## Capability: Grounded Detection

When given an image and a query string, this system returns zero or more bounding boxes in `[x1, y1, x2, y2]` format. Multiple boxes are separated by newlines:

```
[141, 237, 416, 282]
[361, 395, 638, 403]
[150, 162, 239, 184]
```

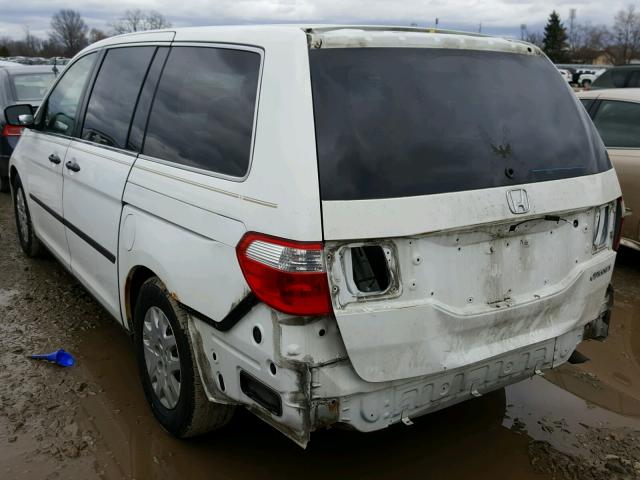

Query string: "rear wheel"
[133, 277, 234, 437]
[13, 176, 41, 257]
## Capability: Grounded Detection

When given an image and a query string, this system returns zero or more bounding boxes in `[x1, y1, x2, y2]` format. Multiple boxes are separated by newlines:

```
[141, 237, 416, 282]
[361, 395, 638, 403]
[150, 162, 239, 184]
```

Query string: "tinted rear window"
[11, 72, 55, 101]
[310, 48, 610, 201]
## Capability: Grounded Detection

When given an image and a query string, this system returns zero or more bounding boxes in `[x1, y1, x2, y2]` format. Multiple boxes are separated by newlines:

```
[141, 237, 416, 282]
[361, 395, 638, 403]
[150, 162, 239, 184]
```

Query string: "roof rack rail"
[304, 25, 491, 39]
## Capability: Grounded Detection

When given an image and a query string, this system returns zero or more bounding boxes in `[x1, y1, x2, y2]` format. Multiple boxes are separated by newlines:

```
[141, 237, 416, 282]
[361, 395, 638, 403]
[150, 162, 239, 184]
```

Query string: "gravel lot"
[1, 191, 640, 480]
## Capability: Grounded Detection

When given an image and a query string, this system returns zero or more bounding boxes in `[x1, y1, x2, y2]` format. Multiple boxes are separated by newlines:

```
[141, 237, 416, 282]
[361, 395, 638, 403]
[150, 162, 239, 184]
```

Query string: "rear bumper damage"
[310, 325, 586, 433]
[189, 282, 613, 447]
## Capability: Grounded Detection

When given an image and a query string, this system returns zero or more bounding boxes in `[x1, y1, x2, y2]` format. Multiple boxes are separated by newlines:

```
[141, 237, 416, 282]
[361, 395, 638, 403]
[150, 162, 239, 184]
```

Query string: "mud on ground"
[1, 191, 640, 479]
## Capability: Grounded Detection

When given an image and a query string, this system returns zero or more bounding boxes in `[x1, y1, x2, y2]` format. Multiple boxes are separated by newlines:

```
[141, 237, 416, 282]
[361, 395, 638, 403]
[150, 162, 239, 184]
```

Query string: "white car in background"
[578, 68, 607, 88]
[4, 25, 622, 447]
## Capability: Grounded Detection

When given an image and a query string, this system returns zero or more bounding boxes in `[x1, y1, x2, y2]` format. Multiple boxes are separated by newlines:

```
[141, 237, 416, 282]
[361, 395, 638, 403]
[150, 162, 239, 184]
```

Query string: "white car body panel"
[322, 169, 620, 240]
[63, 140, 134, 319]
[17, 130, 71, 265]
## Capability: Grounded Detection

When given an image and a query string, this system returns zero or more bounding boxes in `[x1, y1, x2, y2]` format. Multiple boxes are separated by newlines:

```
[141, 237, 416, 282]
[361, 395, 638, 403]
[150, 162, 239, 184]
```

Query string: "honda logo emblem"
[506, 189, 530, 214]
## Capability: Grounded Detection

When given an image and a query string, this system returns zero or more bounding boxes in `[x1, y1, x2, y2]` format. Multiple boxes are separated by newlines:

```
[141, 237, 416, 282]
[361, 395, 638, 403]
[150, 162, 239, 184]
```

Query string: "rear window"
[310, 48, 610, 201]
[11, 72, 55, 101]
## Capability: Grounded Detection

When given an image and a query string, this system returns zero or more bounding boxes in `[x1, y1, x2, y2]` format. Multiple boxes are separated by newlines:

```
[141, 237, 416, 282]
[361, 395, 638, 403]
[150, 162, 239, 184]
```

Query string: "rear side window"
[11, 73, 55, 101]
[592, 100, 640, 148]
[43, 53, 96, 135]
[310, 48, 610, 201]
[143, 46, 261, 177]
[593, 69, 631, 89]
[82, 47, 155, 149]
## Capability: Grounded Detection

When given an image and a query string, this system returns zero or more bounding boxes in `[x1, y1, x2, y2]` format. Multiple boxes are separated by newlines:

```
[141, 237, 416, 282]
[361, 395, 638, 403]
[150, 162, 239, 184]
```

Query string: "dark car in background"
[592, 65, 640, 90]
[0, 65, 56, 192]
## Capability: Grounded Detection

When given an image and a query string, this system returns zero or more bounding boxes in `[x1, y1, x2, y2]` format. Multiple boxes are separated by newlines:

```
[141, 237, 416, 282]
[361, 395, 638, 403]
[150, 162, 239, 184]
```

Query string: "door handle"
[48, 154, 61, 164]
[65, 160, 81, 172]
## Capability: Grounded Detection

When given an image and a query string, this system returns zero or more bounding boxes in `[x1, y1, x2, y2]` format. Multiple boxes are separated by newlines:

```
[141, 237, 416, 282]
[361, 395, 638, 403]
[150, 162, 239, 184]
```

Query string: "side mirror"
[4, 104, 35, 127]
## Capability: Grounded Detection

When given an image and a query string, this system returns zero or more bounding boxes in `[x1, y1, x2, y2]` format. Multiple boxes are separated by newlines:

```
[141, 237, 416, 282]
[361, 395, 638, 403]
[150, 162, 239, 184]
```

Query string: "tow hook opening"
[351, 246, 391, 294]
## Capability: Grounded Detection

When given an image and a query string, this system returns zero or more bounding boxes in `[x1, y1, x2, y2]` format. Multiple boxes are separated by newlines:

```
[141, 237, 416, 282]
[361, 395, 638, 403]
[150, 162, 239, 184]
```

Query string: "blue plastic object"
[29, 349, 75, 367]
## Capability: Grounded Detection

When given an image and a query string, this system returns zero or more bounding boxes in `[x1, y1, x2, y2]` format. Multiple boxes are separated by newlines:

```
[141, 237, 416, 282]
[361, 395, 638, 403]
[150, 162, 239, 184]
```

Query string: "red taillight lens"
[1, 124, 23, 137]
[613, 197, 624, 252]
[236, 232, 332, 316]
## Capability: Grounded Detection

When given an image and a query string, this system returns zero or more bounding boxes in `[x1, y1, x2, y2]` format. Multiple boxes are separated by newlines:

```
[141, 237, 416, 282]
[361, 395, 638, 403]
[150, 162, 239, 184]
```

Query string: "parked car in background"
[557, 67, 572, 83]
[5, 26, 622, 447]
[0, 65, 56, 192]
[578, 88, 640, 250]
[592, 65, 640, 89]
[577, 68, 606, 88]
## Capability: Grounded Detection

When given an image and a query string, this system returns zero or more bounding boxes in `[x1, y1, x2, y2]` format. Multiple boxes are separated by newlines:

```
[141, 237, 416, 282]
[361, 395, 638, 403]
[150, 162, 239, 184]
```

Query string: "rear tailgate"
[323, 173, 619, 382]
[309, 34, 620, 383]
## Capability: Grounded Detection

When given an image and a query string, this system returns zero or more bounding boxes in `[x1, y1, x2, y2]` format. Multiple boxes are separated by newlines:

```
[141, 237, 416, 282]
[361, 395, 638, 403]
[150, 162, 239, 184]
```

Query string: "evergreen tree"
[543, 11, 569, 62]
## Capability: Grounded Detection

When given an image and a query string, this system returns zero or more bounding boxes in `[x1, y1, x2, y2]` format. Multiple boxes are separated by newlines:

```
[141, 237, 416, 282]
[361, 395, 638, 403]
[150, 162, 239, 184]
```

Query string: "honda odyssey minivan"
[4, 26, 622, 447]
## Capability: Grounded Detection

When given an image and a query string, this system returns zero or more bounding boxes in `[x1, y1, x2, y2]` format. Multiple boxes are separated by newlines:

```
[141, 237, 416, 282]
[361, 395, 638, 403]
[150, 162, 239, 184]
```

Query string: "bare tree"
[89, 28, 109, 44]
[21, 27, 42, 56]
[49, 9, 88, 56]
[607, 5, 640, 64]
[572, 23, 611, 63]
[111, 10, 172, 35]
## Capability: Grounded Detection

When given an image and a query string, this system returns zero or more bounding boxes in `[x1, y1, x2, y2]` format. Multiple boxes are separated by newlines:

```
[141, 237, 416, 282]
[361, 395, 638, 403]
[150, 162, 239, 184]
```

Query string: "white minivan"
[5, 26, 622, 447]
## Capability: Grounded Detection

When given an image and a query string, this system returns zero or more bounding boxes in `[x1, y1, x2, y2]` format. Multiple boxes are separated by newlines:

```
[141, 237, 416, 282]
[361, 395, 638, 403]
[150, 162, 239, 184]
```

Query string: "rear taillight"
[236, 232, 332, 316]
[613, 197, 624, 252]
[1, 124, 23, 137]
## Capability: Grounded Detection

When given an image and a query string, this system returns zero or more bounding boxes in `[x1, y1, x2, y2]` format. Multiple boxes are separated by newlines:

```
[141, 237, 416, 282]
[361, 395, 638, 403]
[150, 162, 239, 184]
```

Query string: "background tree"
[111, 10, 172, 34]
[606, 5, 640, 64]
[543, 11, 569, 62]
[572, 23, 610, 63]
[21, 28, 42, 57]
[49, 9, 88, 56]
[89, 28, 109, 44]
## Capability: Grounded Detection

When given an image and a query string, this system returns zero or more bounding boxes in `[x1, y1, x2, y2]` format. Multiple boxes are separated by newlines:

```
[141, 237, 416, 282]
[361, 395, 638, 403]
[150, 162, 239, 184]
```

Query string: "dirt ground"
[1, 191, 640, 480]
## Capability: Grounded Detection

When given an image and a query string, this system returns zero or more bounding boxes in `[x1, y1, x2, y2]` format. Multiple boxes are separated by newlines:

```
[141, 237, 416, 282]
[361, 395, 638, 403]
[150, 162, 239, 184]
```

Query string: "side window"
[43, 53, 96, 135]
[580, 99, 594, 113]
[627, 70, 640, 88]
[593, 100, 640, 148]
[82, 47, 155, 149]
[143, 46, 261, 177]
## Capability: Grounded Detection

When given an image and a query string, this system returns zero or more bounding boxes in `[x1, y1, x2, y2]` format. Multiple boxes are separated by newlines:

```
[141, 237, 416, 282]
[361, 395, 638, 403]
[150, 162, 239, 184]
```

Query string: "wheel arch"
[9, 165, 19, 190]
[124, 265, 158, 333]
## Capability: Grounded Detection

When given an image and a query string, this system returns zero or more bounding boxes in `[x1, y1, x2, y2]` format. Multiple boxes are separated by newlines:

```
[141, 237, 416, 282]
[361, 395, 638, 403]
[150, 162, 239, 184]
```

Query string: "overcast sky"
[0, 0, 633, 40]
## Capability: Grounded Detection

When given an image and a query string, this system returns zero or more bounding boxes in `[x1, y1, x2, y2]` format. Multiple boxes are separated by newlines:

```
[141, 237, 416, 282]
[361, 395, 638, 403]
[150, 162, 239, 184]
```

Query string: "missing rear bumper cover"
[240, 370, 282, 416]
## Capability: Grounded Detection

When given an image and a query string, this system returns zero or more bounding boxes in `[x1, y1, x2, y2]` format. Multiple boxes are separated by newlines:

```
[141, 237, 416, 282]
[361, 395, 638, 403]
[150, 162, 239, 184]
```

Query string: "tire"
[0, 176, 9, 193]
[133, 277, 234, 437]
[13, 176, 41, 257]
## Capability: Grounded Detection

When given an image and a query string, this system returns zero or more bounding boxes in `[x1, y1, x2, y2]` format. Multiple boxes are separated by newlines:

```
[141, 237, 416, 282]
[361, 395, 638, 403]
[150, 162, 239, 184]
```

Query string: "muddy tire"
[13, 176, 41, 257]
[133, 277, 234, 437]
